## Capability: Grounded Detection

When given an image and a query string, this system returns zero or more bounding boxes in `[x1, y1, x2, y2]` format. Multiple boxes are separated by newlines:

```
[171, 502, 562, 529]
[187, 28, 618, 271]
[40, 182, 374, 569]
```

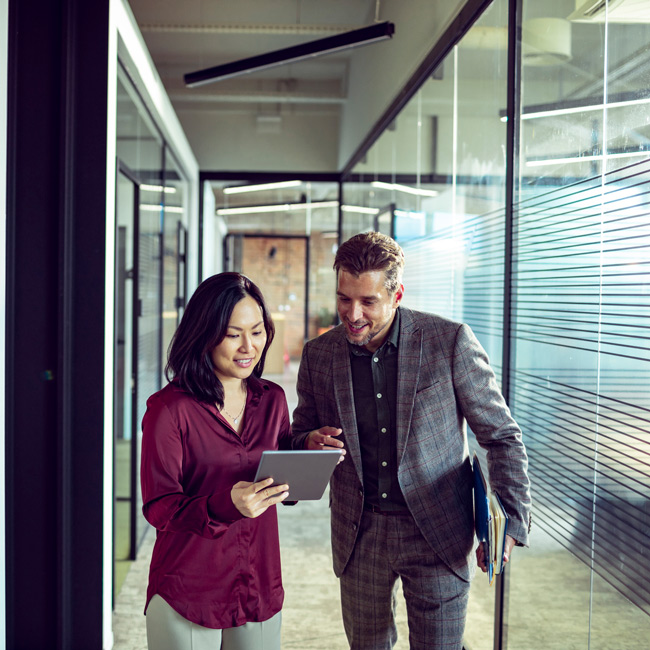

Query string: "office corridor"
[111, 366, 649, 650]
[111, 364, 410, 649]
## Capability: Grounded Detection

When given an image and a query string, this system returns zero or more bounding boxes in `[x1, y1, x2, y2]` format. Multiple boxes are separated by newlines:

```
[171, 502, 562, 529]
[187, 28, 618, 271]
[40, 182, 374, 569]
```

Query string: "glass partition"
[162, 149, 187, 360]
[508, 2, 650, 648]
[344, 2, 509, 645]
[114, 68, 190, 601]
[341, 0, 650, 647]
[211, 180, 340, 362]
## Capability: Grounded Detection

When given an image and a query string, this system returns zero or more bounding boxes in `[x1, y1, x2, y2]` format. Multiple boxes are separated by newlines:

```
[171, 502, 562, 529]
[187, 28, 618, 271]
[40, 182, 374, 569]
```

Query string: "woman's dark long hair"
[165, 272, 275, 407]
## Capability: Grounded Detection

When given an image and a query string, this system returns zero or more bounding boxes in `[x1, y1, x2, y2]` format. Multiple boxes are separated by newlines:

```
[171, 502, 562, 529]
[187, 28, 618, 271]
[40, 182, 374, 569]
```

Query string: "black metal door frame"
[114, 161, 141, 574]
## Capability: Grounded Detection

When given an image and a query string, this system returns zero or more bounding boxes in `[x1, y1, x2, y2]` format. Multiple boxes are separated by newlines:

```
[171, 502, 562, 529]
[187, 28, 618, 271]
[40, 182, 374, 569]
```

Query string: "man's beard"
[345, 317, 391, 348]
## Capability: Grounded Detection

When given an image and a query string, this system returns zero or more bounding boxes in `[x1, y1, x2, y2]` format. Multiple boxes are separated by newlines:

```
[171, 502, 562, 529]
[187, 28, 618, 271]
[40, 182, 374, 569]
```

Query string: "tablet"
[253, 450, 342, 501]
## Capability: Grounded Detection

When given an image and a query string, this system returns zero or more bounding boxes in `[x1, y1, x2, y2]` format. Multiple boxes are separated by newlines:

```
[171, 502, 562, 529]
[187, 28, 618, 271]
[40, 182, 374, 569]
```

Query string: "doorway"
[113, 167, 139, 602]
[224, 234, 309, 369]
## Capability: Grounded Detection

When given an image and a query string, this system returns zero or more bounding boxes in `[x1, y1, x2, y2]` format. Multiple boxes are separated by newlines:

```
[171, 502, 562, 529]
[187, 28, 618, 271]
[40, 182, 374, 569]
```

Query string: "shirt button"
[382, 493, 388, 499]
[381, 427, 387, 433]
[382, 461, 388, 467]
[377, 393, 382, 399]
[373, 357, 379, 363]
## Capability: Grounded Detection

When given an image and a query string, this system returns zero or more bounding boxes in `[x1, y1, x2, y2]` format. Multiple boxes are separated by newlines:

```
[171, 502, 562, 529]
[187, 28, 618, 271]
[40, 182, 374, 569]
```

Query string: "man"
[291, 232, 531, 650]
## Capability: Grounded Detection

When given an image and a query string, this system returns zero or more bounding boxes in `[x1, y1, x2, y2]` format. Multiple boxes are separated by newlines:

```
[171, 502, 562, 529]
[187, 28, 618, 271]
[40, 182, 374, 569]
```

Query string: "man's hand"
[476, 534, 516, 572]
[306, 426, 346, 461]
[231, 477, 289, 518]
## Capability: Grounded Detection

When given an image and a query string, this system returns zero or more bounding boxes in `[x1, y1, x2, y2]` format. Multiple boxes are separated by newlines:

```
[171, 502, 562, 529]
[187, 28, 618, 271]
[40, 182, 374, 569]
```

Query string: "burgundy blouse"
[140, 376, 292, 629]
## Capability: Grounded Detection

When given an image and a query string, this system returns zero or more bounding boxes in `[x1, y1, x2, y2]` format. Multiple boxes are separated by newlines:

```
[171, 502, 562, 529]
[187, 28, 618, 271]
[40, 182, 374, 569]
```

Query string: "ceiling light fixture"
[395, 209, 425, 219]
[525, 150, 650, 167]
[185, 21, 395, 87]
[341, 205, 380, 215]
[217, 201, 339, 216]
[140, 184, 177, 194]
[500, 95, 650, 122]
[140, 204, 184, 213]
[216, 201, 379, 216]
[222, 180, 302, 195]
[371, 181, 438, 197]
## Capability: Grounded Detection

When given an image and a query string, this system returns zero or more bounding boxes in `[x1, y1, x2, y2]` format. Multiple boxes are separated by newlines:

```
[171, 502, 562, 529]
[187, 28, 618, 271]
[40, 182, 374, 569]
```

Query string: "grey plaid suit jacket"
[291, 307, 531, 581]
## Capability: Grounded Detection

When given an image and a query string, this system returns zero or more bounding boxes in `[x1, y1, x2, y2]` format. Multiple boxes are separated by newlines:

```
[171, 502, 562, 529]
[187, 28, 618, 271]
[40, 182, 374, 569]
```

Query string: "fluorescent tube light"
[217, 200, 339, 216]
[140, 204, 184, 213]
[371, 181, 438, 197]
[500, 95, 650, 122]
[395, 209, 425, 219]
[140, 184, 177, 194]
[223, 180, 302, 195]
[216, 200, 377, 216]
[521, 96, 650, 120]
[341, 205, 380, 215]
[525, 150, 650, 167]
[185, 21, 395, 87]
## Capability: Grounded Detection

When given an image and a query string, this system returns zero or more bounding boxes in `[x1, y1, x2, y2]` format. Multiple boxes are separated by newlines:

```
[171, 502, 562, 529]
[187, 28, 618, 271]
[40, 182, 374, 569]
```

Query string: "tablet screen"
[253, 450, 342, 501]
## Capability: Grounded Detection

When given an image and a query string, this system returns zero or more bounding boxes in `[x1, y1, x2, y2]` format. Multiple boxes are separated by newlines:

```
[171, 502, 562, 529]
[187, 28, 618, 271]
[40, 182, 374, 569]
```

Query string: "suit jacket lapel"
[331, 329, 364, 483]
[396, 309, 422, 465]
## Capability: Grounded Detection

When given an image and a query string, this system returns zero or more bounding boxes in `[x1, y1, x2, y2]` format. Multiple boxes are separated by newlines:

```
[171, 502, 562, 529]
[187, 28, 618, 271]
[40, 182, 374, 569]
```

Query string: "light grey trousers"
[146, 594, 282, 650]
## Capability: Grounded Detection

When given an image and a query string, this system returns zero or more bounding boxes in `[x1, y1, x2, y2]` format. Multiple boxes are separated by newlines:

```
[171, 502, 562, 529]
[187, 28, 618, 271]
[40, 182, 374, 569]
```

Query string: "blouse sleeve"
[275, 388, 294, 451]
[140, 394, 244, 539]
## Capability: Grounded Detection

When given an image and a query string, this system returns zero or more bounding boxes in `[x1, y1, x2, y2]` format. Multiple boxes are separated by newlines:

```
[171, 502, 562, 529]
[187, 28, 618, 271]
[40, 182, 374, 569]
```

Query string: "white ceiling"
[128, 0, 379, 109]
[126, 0, 650, 174]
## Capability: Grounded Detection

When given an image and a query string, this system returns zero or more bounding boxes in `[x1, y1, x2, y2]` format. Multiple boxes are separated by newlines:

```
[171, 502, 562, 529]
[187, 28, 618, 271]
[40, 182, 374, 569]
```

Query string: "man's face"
[336, 269, 403, 352]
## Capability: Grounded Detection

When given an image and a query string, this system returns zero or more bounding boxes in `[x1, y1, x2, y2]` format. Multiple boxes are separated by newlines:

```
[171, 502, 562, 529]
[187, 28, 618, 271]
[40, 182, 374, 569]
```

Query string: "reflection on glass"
[162, 149, 187, 366]
[116, 69, 165, 575]
[344, 1, 509, 646]
[509, 1, 650, 648]
[213, 181, 339, 347]
[114, 172, 136, 602]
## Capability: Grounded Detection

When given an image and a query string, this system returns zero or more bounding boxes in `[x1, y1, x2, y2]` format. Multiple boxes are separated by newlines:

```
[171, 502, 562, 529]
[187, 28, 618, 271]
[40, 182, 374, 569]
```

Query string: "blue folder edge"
[472, 452, 493, 583]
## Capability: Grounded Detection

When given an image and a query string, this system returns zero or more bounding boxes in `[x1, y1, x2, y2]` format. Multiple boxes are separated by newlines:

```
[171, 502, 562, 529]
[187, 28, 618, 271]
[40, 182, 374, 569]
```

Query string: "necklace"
[222, 401, 245, 425]
[221, 382, 247, 425]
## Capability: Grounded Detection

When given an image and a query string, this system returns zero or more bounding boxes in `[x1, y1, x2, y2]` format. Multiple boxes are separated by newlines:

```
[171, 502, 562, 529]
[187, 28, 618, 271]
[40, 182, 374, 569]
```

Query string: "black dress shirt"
[348, 309, 408, 511]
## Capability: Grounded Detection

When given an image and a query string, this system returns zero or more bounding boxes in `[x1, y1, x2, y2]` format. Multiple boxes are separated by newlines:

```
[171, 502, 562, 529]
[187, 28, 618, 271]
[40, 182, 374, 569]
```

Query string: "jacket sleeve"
[452, 323, 532, 546]
[290, 342, 319, 449]
[140, 395, 244, 539]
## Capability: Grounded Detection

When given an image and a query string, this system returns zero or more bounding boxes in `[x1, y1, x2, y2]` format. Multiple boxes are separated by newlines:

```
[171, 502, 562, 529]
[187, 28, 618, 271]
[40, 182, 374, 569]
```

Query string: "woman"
[141, 272, 291, 650]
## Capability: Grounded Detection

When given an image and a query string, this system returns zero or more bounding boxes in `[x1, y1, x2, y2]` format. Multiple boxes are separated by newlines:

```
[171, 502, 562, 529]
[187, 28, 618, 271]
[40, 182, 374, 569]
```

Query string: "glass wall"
[162, 149, 188, 356]
[342, 0, 650, 648]
[345, 3, 508, 647]
[209, 180, 340, 366]
[113, 67, 190, 601]
[508, 2, 650, 648]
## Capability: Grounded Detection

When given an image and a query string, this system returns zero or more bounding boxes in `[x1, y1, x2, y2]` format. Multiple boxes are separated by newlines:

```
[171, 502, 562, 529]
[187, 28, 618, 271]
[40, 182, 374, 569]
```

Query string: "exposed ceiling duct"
[460, 20, 572, 67]
[568, 0, 650, 23]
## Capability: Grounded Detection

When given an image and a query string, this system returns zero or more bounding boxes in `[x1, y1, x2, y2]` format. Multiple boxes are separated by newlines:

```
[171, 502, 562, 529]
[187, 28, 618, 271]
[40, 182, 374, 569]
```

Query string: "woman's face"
[210, 295, 268, 383]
